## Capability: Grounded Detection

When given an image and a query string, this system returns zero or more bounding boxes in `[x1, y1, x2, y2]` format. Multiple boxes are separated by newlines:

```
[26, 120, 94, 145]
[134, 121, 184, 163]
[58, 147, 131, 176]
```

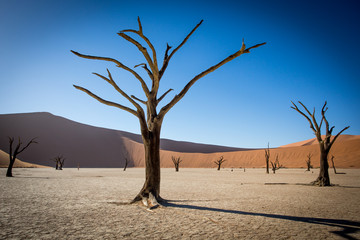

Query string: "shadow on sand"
[163, 201, 360, 240]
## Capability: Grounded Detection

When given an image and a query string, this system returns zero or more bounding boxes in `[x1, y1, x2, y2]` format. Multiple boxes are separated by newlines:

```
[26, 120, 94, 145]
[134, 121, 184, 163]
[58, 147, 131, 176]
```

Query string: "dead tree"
[124, 157, 129, 171]
[305, 153, 313, 171]
[214, 156, 226, 170]
[171, 156, 182, 172]
[52, 155, 65, 170]
[291, 101, 349, 186]
[330, 155, 337, 174]
[72, 17, 265, 206]
[270, 154, 283, 174]
[265, 143, 270, 174]
[6, 137, 37, 177]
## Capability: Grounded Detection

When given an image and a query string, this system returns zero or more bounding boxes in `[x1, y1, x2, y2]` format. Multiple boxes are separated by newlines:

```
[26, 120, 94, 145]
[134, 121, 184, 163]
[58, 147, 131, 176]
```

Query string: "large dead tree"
[214, 156, 226, 171]
[291, 101, 349, 186]
[72, 17, 265, 206]
[6, 137, 37, 177]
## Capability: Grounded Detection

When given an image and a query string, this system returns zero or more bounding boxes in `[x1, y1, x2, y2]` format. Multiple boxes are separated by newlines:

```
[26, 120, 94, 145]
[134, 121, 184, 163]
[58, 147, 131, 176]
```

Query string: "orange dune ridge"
[124, 135, 360, 169]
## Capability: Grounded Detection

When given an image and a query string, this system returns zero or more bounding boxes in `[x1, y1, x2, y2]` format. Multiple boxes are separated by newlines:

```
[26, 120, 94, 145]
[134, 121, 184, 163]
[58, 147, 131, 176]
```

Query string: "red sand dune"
[0, 112, 359, 168]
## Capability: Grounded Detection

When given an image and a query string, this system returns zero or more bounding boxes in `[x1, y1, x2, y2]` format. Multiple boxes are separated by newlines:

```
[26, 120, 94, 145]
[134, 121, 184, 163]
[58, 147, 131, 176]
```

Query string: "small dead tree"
[305, 153, 313, 171]
[6, 137, 37, 177]
[124, 157, 129, 171]
[265, 143, 270, 174]
[214, 156, 226, 171]
[52, 155, 65, 170]
[171, 156, 182, 172]
[270, 154, 283, 174]
[330, 155, 337, 174]
[291, 101, 349, 186]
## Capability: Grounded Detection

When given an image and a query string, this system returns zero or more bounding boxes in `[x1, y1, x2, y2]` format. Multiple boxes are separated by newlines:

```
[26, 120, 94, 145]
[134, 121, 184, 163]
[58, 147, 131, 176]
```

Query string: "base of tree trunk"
[311, 176, 331, 186]
[6, 174, 13, 177]
[131, 192, 164, 209]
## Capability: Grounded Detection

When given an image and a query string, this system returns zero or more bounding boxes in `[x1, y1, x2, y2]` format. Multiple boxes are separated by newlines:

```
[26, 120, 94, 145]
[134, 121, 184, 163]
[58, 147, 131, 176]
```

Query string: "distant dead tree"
[265, 143, 270, 174]
[305, 153, 313, 171]
[6, 137, 37, 177]
[72, 17, 265, 206]
[124, 157, 129, 171]
[214, 156, 226, 170]
[52, 155, 65, 170]
[291, 101, 349, 186]
[270, 154, 283, 174]
[330, 155, 337, 174]
[171, 156, 182, 172]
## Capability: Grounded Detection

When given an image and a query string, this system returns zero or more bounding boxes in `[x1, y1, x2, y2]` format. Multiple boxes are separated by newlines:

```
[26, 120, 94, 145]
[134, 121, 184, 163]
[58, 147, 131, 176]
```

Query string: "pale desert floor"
[1, 168, 360, 240]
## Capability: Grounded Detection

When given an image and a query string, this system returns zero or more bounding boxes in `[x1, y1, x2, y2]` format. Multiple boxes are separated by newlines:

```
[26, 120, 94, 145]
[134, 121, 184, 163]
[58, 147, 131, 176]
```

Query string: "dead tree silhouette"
[265, 143, 270, 174]
[306, 153, 313, 171]
[214, 156, 226, 171]
[72, 17, 265, 207]
[291, 101, 349, 186]
[6, 137, 37, 177]
[52, 155, 65, 170]
[270, 154, 283, 174]
[171, 156, 182, 172]
[330, 155, 337, 174]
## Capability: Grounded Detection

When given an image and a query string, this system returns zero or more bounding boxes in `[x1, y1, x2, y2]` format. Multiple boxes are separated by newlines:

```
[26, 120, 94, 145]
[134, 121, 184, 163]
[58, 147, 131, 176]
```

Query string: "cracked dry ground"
[1, 168, 359, 239]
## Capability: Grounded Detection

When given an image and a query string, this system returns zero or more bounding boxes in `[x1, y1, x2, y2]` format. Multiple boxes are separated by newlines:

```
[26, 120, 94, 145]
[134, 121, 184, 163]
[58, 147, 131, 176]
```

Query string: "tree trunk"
[132, 124, 162, 206]
[313, 150, 330, 186]
[6, 158, 15, 177]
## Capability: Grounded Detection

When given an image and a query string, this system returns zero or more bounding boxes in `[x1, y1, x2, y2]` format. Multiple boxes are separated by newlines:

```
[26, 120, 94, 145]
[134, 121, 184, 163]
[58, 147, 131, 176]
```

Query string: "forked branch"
[92, 69, 144, 113]
[71, 50, 150, 96]
[160, 41, 266, 118]
[121, 17, 158, 73]
[159, 20, 204, 80]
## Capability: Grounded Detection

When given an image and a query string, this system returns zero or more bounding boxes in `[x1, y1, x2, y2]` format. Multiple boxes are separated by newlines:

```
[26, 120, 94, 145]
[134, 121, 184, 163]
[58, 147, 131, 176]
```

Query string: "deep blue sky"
[1, 0, 359, 148]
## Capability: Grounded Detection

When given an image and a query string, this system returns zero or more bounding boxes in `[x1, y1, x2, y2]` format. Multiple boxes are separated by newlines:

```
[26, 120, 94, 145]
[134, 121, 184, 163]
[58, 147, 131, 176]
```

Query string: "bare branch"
[73, 85, 138, 117]
[131, 95, 147, 105]
[159, 20, 204, 80]
[329, 126, 350, 149]
[92, 70, 144, 114]
[18, 137, 38, 154]
[157, 89, 173, 104]
[71, 50, 150, 97]
[134, 63, 154, 82]
[121, 17, 159, 74]
[159, 41, 266, 118]
[117, 32, 157, 79]
[291, 101, 317, 134]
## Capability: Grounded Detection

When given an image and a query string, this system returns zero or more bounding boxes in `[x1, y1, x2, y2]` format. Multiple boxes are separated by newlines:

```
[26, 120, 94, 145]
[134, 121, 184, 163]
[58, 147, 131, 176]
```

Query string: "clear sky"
[1, 0, 359, 148]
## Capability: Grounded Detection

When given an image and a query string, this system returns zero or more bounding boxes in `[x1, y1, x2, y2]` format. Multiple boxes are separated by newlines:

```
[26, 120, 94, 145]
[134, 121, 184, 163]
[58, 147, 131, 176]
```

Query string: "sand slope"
[0, 149, 48, 168]
[0, 112, 359, 168]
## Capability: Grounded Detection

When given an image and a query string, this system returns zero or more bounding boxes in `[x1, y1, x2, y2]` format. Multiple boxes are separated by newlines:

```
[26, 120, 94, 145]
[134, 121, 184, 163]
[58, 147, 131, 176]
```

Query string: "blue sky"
[1, 0, 359, 148]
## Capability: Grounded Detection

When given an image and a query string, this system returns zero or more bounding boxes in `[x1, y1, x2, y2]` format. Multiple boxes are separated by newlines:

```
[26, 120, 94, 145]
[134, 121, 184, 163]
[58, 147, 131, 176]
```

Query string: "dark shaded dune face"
[0, 112, 359, 168]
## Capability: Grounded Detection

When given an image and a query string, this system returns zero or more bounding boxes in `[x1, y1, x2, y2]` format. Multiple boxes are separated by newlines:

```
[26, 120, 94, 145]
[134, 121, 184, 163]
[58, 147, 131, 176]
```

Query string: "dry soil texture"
[1, 168, 360, 239]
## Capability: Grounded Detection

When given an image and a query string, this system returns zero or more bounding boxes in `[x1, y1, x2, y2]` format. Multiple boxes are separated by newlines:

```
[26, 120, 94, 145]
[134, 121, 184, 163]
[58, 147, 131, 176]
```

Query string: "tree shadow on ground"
[163, 201, 360, 240]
